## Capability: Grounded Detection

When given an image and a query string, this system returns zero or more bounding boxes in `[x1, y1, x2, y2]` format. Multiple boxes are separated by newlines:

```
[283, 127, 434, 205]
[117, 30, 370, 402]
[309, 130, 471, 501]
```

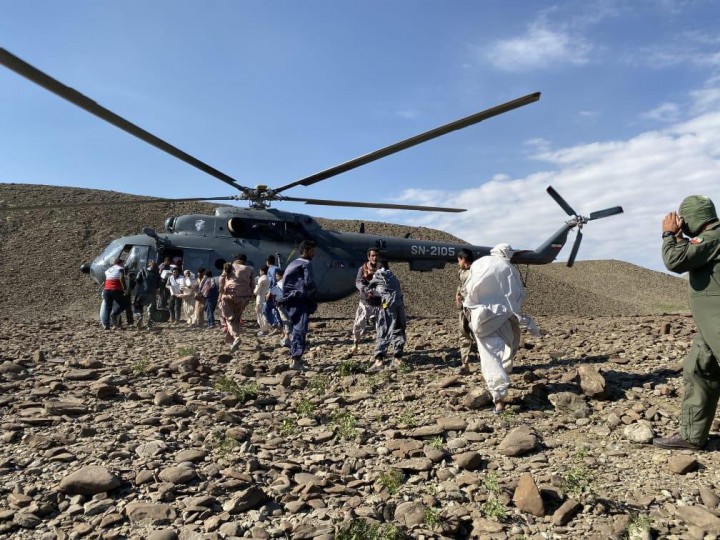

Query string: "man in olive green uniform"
[654, 195, 720, 451]
[456, 248, 476, 374]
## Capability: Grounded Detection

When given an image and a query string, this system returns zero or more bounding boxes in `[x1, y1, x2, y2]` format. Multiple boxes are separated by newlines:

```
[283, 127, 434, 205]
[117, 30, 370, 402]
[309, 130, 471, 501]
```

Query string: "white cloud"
[484, 24, 592, 71]
[391, 110, 720, 272]
[641, 102, 681, 123]
[395, 109, 420, 120]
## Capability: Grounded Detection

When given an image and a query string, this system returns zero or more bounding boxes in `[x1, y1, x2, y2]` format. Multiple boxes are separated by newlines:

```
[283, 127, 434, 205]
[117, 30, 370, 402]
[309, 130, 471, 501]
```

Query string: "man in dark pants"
[281, 240, 318, 371]
[102, 258, 129, 330]
[455, 248, 476, 374]
[654, 195, 720, 450]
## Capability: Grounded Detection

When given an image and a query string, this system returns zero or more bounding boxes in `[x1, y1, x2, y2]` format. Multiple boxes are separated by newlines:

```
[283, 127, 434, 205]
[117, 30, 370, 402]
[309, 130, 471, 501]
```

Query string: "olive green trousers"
[681, 335, 720, 446]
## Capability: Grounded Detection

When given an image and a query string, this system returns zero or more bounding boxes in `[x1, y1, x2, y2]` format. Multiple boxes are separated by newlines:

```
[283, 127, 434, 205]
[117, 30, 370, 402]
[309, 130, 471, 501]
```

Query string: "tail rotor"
[546, 186, 623, 267]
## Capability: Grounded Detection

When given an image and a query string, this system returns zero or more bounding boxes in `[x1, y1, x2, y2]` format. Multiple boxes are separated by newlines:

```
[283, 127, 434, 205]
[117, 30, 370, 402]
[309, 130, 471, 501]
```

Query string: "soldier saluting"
[655, 195, 720, 450]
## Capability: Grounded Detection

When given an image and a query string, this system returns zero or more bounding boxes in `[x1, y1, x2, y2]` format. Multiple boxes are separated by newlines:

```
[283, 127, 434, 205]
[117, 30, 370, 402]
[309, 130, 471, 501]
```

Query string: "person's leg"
[372, 309, 390, 363]
[100, 293, 111, 329]
[476, 333, 511, 408]
[680, 335, 720, 447]
[391, 306, 407, 359]
[459, 311, 474, 373]
[351, 303, 368, 353]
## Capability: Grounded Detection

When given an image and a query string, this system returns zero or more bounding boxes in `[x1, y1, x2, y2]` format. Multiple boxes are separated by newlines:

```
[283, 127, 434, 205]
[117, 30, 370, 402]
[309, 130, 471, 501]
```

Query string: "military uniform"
[662, 195, 720, 448]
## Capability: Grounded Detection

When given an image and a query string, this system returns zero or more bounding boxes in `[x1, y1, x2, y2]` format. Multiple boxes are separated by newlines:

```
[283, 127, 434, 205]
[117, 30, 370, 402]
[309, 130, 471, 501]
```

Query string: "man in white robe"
[463, 243, 539, 413]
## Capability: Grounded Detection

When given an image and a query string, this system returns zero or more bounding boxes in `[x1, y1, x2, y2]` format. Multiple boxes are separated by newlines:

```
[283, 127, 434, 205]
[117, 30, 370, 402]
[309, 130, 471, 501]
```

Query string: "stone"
[125, 503, 177, 524]
[513, 472, 545, 517]
[158, 466, 196, 484]
[394, 501, 427, 528]
[699, 486, 720, 509]
[552, 499, 582, 525]
[675, 505, 720, 533]
[623, 422, 654, 444]
[668, 454, 698, 474]
[59, 466, 122, 495]
[577, 365, 609, 399]
[222, 486, 267, 513]
[395, 458, 433, 471]
[453, 451, 483, 470]
[498, 425, 537, 456]
[548, 392, 591, 418]
[147, 529, 178, 540]
[462, 388, 493, 409]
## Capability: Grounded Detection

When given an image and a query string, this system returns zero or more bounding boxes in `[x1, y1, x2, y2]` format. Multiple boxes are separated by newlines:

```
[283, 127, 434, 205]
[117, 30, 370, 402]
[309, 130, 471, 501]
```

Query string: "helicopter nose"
[80, 263, 91, 274]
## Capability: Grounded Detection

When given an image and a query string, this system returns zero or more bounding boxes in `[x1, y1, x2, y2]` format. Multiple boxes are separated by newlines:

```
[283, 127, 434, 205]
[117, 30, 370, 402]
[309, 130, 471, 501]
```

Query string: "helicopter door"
[182, 249, 212, 274]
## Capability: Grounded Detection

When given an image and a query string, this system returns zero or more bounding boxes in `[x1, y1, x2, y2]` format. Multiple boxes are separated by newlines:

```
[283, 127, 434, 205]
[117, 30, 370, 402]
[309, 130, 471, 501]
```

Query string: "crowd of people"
[98, 194, 720, 450]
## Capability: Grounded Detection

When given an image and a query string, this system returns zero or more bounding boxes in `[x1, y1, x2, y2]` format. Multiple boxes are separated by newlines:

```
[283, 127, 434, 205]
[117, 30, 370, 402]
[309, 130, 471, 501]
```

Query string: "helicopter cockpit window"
[228, 218, 286, 240]
[96, 241, 123, 268]
[123, 245, 150, 273]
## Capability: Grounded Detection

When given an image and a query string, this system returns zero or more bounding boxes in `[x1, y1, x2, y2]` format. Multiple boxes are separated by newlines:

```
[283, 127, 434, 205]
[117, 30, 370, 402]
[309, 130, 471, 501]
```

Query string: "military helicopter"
[0, 48, 623, 302]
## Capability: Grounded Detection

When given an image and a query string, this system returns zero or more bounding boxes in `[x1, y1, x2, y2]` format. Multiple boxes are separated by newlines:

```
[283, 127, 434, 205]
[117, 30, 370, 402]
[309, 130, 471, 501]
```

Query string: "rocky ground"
[2, 311, 720, 540]
[1, 183, 709, 540]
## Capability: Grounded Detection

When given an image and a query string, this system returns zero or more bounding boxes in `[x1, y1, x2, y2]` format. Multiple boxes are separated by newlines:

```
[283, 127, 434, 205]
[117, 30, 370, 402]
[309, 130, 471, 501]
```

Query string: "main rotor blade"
[281, 196, 466, 213]
[273, 92, 541, 194]
[567, 230, 583, 267]
[0, 48, 250, 194]
[546, 186, 577, 217]
[0, 196, 239, 212]
[589, 206, 624, 220]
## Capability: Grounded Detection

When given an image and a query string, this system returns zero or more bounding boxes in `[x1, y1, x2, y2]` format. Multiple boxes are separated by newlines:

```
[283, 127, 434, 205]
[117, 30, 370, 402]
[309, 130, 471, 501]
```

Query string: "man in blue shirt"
[281, 240, 318, 370]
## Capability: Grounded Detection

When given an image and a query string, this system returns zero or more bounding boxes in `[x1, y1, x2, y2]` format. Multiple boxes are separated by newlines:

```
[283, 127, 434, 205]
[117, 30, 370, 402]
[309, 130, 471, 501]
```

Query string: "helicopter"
[0, 48, 623, 303]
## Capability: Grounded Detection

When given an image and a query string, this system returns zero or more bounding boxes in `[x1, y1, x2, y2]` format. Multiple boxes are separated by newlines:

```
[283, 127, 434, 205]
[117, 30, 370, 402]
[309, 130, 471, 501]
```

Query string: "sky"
[1, 1, 719, 272]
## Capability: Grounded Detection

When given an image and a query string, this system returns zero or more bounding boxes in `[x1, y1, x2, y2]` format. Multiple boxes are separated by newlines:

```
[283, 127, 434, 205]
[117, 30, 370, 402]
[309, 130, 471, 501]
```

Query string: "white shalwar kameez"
[462, 244, 539, 404]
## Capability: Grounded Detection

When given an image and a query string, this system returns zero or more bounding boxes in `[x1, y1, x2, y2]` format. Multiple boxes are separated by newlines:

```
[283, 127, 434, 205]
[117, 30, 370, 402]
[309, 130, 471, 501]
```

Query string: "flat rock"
[498, 425, 537, 456]
[513, 472, 545, 517]
[59, 466, 122, 495]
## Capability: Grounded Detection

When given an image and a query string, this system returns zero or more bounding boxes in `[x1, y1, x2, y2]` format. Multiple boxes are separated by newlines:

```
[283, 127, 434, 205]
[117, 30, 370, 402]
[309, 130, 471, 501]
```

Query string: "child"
[266, 269, 291, 347]
[254, 265, 272, 336]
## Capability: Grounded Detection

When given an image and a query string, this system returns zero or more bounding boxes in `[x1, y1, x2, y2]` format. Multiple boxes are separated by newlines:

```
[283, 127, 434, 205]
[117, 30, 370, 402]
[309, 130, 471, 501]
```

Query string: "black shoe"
[653, 433, 702, 451]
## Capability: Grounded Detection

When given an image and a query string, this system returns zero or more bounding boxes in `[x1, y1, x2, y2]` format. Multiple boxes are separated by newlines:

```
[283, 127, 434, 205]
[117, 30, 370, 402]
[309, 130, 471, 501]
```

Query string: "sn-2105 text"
[410, 245, 456, 256]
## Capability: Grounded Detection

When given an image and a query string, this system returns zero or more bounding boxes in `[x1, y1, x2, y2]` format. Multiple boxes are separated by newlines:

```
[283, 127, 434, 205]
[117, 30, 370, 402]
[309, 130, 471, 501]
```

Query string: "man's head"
[679, 195, 718, 237]
[266, 255, 276, 265]
[300, 240, 317, 259]
[113, 258, 124, 267]
[234, 253, 247, 263]
[260, 265, 269, 276]
[172, 267, 180, 276]
[457, 248, 474, 269]
[490, 243, 516, 261]
[148, 260, 157, 269]
[367, 248, 380, 266]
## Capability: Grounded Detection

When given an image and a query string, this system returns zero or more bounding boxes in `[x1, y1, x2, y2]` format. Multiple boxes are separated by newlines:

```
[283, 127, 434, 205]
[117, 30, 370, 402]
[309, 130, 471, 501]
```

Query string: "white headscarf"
[490, 243, 516, 260]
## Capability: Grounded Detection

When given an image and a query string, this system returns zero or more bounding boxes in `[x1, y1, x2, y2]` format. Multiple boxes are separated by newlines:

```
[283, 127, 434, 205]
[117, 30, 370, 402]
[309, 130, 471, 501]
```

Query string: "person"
[180, 269, 198, 325]
[202, 270, 219, 329]
[166, 267, 184, 324]
[267, 268, 291, 347]
[654, 196, 720, 450]
[133, 260, 160, 328]
[463, 243, 538, 414]
[350, 248, 381, 354]
[101, 258, 130, 330]
[456, 248, 477, 374]
[281, 240, 318, 370]
[366, 259, 407, 372]
[220, 261, 254, 352]
[158, 256, 172, 308]
[263, 255, 281, 328]
[266, 254, 280, 287]
[254, 265, 272, 336]
[194, 268, 207, 327]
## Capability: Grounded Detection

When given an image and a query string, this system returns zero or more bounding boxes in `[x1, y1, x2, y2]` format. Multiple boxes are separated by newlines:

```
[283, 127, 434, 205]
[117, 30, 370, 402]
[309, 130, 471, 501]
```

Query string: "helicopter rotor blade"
[589, 206, 624, 220]
[567, 230, 583, 268]
[280, 196, 466, 213]
[272, 92, 541, 195]
[546, 186, 578, 217]
[0, 48, 251, 195]
[0, 196, 240, 212]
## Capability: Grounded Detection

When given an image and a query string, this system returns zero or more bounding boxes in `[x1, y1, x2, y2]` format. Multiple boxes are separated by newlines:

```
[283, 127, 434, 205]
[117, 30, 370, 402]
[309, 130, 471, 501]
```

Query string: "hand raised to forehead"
[662, 212, 682, 234]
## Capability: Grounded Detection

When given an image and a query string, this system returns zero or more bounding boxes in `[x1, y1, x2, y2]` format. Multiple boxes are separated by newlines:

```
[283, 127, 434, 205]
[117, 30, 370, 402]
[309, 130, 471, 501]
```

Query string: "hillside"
[0, 184, 687, 321]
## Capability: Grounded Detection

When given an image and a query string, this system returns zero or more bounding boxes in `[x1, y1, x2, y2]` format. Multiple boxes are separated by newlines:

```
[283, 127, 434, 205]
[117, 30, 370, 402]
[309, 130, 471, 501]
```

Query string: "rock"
[577, 365, 609, 399]
[125, 503, 177, 524]
[394, 501, 427, 528]
[175, 449, 206, 463]
[498, 426, 537, 456]
[552, 499, 582, 525]
[395, 458, 433, 471]
[171, 355, 199, 372]
[623, 422, 654, 444]
[668, 454, 698, 474]
[222, 486, 267, 513]
[59, 466, 122, 495]
[147, 529, 178, 540]
[436, 416, 467, 431]
[548, 392, 591, 418]
[453, 451, 483, 470]
[513, 472, 545, 517]
[675, 505, 720, 533]
[158, 466, 196, 484]
[45, 401, 87, 416]
[472, 517, 505, 534]
[699, 486, 720, 509]
[462, 388, 493, 409]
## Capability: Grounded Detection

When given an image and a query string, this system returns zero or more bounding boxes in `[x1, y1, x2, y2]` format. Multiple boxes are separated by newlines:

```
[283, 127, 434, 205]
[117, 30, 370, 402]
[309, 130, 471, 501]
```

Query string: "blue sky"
[1, 1, 719, 272]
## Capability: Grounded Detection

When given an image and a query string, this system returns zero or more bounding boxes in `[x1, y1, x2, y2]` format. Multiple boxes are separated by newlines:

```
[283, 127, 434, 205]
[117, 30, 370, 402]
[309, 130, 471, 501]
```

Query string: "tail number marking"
[410, 245, 455, 256]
